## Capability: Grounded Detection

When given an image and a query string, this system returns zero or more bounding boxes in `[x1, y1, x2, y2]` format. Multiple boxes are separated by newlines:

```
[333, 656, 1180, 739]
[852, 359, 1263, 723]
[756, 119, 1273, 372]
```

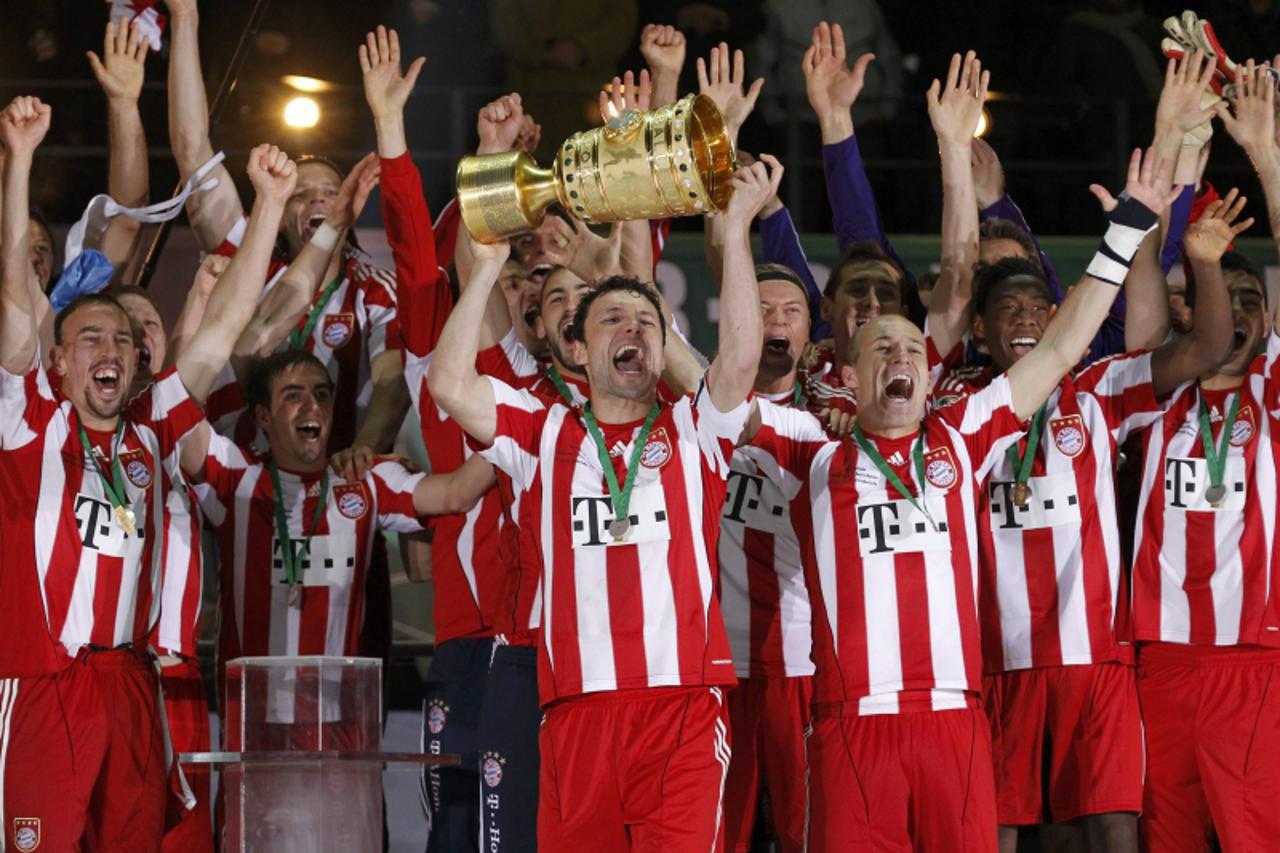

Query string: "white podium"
[182, 656, 457, 853]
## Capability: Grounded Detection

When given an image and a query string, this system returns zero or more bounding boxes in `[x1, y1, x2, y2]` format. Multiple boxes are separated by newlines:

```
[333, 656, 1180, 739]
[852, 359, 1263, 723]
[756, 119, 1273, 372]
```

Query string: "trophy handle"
[456, 151, 563, 244]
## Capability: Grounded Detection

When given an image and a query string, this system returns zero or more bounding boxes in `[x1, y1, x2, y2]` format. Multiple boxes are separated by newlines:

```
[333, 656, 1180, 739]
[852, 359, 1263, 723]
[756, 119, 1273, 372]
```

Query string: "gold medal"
[1013, 481, 1030, 509]
[114, 505, 136, 536]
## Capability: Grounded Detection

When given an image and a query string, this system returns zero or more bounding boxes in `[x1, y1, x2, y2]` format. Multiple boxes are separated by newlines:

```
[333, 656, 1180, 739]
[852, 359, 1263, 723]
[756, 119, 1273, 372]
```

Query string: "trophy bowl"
[457, 94, 737, 244]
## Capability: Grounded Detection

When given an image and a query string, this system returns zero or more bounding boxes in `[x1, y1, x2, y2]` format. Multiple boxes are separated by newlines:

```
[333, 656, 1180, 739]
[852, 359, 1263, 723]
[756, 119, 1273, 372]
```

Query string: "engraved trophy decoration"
[456, 94, 737, 243]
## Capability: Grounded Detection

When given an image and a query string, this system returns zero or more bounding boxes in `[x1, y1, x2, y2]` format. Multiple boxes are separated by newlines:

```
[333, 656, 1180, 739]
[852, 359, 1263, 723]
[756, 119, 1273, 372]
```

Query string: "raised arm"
[1149, 191, 1250, 396]
[177, 145, 296, 404]
[88, 17, 149, 268]
[164, 0, 244, 251]
[925, 51, 989, 362]
[704, 156, 782, 411]
[1008, 148, 1177, 419]
[426, 235, 511, 446]
[696, 41, 764, 148]
[231, 153, 379, 360]
[639, 24, 686, 109]
[0, 97, 50, 374]
[167, 253, 229, 369]
[1217, 60, 1280, 297]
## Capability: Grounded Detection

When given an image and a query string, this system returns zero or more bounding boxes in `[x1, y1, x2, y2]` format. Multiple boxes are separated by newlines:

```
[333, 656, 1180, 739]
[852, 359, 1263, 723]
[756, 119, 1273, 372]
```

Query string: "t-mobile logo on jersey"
[722, 469, 791, 534]
[1164, 457, 1247, 512]
[987, 472, 1082, 532]
[856, 497, 950, 557]
[569, 484, 673, 548]
[74, 493, 141, 554]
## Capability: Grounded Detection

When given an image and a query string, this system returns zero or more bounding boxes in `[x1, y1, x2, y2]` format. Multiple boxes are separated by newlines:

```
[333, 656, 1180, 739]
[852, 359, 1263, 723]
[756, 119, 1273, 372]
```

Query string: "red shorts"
[723, 675, 811, 853]
[983, 662, 1143, 825]
[538, 686, 731, 853]
[160, 659, 213, 853]
[1, 648, 166, 853]
[806, 700, 996, 852]
[1137, 643, 1280, 852]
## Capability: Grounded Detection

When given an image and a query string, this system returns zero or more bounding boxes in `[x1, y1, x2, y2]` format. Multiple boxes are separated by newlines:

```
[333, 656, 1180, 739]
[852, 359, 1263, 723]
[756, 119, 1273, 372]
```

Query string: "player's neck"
[754, 369, 798, 398]
[270, 450, 326, 476]
[1199, 371, 1246, 391]
[587, 390, 656, 424]
[551, 356, 586, 381]
[74, 404, 120, 434]
[857, 415, 921, 441]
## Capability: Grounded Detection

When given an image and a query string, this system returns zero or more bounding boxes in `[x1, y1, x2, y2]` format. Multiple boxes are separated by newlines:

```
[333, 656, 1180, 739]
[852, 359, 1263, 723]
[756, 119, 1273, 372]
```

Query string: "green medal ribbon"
[851, 423, 938, 532]
[289, 272, 344, 350]
[77, 420, 133, 531]
[543, 363, 580, 407]
[1198, 389, 1240, 506]
[1004, 403, 1048, 506]
[268, 458, 331, 590]
[791, 380, 806, 409]
[581, 401, 661, 541]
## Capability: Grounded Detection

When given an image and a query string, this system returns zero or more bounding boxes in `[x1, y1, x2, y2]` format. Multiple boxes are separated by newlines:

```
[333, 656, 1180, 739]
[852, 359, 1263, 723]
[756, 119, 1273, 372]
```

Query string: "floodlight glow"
[284, 96, 320, 129]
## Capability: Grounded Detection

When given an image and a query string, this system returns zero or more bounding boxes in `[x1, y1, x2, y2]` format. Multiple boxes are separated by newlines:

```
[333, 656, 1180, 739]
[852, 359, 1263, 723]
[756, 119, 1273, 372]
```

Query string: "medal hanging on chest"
[78, 420, 135, 535]
[851, 424, 939, 533]
[1199, 389, 1240, 508]
[269, 458, 330, 608]
[1006, 403, 1048, 510]
[582, 402, 661, 543]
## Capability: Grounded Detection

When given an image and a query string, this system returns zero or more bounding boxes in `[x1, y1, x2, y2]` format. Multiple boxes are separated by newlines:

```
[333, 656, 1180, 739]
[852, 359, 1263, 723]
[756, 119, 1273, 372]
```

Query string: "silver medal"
[1205, 484, 1227, 506]
[287, 583, 303, 609]
[608, 518, 630, 541]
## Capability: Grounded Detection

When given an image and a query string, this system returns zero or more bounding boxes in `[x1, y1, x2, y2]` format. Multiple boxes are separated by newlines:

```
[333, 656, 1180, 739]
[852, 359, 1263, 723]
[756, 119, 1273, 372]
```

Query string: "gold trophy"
[456, 94, 736, 243]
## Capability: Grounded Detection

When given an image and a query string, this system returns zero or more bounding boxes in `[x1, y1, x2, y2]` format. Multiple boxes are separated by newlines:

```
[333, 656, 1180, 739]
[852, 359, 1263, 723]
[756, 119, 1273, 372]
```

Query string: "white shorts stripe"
[710, 689, 731, 853]
[0, 678, 17, 853]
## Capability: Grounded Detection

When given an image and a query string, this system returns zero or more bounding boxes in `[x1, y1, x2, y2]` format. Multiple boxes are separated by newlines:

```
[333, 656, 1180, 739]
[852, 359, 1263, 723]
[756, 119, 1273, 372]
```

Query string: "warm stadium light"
[282, 74, 335, 94]
[284, 96, 320, 129]
[974, 109, 991, 139]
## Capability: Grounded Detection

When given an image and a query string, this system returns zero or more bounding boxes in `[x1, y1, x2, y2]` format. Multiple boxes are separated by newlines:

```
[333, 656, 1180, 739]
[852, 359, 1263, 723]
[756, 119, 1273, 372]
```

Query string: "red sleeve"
[433, 197, 461, 271]
[380, 153, 453, 358]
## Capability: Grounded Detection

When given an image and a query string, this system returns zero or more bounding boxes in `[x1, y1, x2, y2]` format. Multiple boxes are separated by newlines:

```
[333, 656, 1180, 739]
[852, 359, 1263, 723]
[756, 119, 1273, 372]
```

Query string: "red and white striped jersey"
[206, 239, 399, 452]
[478, 376, 748, 705]
[718, 388, 815, 678]
[149, 477, 204, 658]
[751, 376, 1024, 714]
[954, 352, 1179, 671]
[402, 331, 541, 644]
[0, 362, 202, 675]
[194, 432, 427, 659]
[1132, 333, 1280, 647]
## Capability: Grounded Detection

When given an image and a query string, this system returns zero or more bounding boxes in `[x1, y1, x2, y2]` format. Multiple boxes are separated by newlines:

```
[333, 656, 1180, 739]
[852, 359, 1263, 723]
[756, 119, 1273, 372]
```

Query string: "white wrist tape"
[1085, 193, 1159, 286]
[310, 222, 341, 253]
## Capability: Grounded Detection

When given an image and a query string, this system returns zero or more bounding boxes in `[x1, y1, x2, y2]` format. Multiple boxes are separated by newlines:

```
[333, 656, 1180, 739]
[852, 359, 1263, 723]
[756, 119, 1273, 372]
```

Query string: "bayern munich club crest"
[482, 752, 506, 788]
[923, 447, 957, 490]
[427, 700, 448, 735]
[334, 483, 369, 520]
[1230, 405, 1256, 447]
[120, 449, 152, 488]
[640, 427, 672, 469]
[321, 313, 355, 349]
[12, 818, 40, 852]
[1050, 414, 1086, 458]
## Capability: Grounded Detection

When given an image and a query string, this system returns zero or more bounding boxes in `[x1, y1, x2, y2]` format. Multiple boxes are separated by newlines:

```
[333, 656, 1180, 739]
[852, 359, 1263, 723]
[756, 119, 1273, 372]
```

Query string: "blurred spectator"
[491, 0, 638, 159]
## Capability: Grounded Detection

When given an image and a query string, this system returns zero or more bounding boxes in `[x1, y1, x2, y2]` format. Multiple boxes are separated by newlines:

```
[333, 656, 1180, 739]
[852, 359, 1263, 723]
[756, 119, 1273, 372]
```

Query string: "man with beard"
[717, 263, 818, 853]
[1126, 60, 1280, 850]
[743, 142, 1178, 850]
[0, 93, 296, 851]
[428, 151, 781, 851]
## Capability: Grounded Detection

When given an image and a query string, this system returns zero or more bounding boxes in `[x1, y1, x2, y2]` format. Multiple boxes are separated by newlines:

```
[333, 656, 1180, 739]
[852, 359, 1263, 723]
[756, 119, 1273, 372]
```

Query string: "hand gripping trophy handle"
[457, 94, 737, 244]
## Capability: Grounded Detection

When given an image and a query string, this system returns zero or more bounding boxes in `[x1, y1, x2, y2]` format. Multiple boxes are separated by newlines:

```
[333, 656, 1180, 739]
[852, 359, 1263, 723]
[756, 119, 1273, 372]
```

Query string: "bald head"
[846, 315, 925, 366]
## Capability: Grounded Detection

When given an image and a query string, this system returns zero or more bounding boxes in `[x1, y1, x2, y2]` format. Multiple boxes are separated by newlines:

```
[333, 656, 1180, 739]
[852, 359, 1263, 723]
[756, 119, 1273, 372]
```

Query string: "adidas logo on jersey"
[887, 451, 905, 466]
[610, 441, 627, 457]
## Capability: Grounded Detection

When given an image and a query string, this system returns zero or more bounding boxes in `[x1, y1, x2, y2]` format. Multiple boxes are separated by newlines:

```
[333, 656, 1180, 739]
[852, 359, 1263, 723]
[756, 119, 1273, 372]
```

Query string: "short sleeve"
[131, 367, 204, 460]
[1073, 350, 1181, 443]
[476, 376, 548, 491]
[369, 459, 428, 533]
[748, 399, 830, 498]
[192, 428, 253, 528]
[691, 376, 751, 478]
[932, 373, 1026, 479]
[476, 330, 541, 385]
[358, 270, 399, 362]
[0, 353, 58, 450]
